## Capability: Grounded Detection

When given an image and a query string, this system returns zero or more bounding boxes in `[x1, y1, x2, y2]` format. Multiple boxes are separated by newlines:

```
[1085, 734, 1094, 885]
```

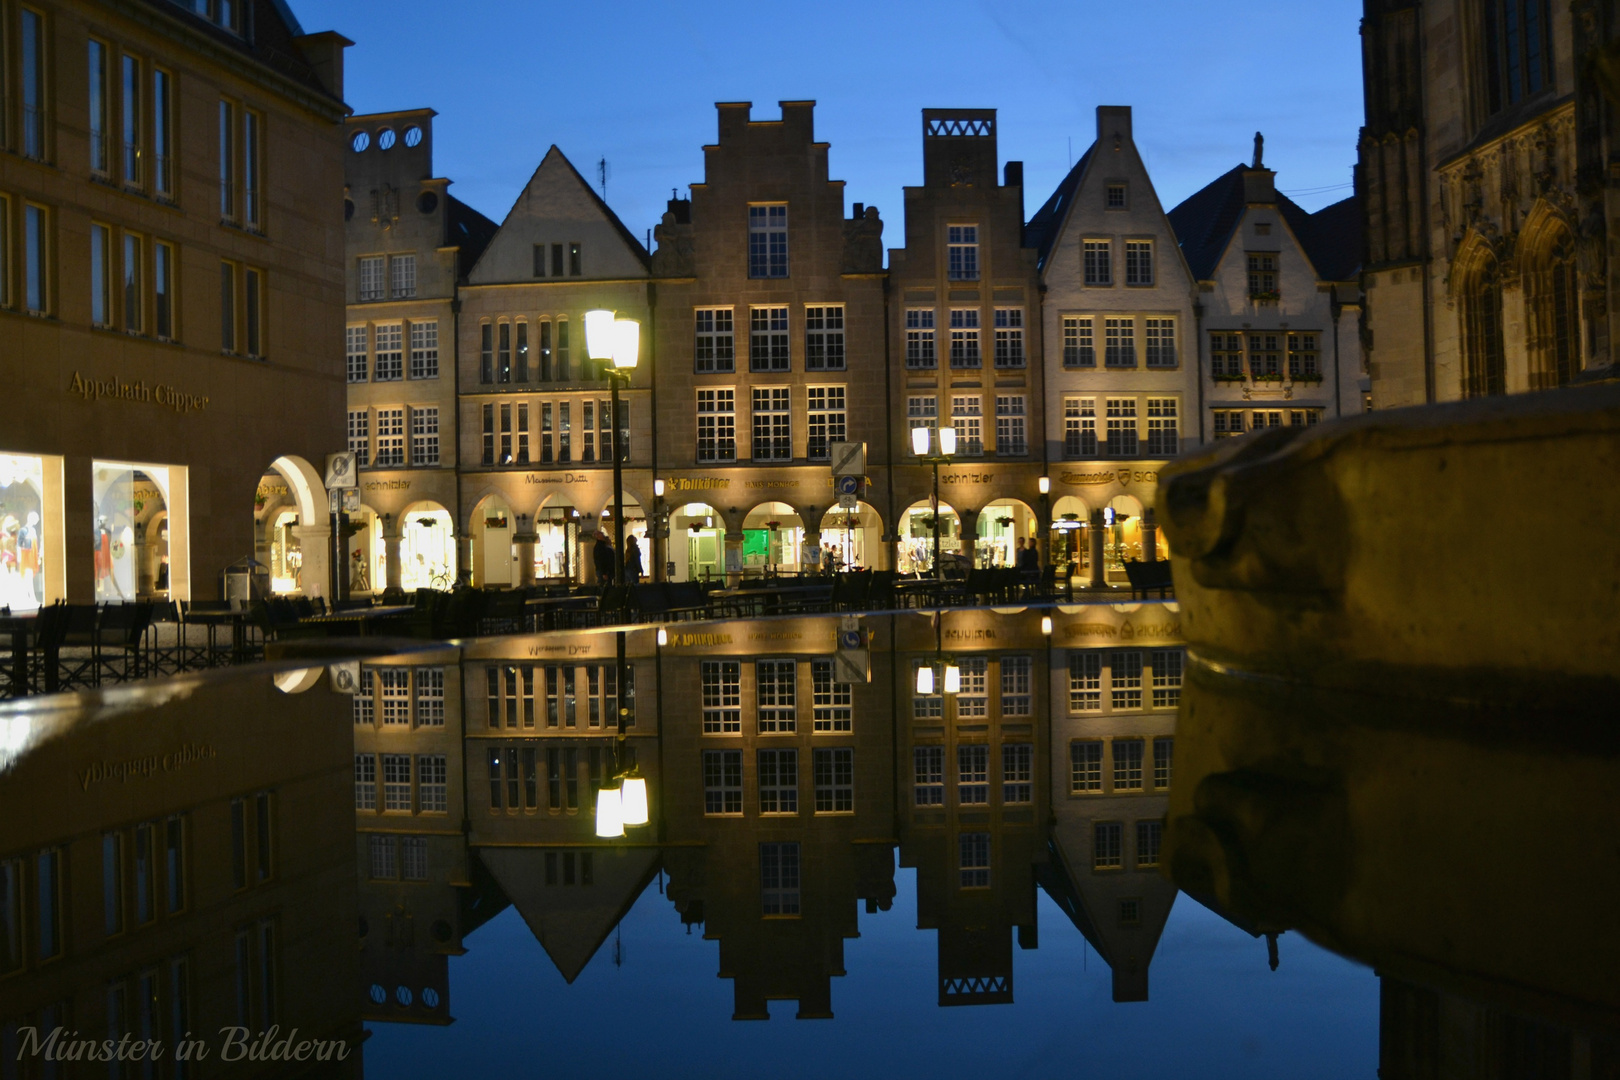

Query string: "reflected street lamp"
[911, 425, 957, 576]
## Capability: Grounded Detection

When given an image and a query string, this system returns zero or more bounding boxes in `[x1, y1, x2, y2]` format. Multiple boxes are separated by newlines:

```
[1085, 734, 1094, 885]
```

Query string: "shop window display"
[898, 503, 960, 575]
[0, 455, 46, 611]
[91, 463, 171, 602]
[974, 499, 1037, 568]
[400, 506, 456, 591]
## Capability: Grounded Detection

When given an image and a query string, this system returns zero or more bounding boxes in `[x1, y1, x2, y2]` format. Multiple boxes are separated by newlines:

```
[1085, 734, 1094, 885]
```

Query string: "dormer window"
[1106, 183, 1127, 210]
[182, 0, 241, 33]
[1255, 222, 1272, 236]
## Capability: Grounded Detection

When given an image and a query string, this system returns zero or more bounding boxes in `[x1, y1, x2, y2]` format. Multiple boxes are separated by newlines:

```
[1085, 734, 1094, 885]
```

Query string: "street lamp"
[585, 310, 639, 587]
[911, 425, 957, 576]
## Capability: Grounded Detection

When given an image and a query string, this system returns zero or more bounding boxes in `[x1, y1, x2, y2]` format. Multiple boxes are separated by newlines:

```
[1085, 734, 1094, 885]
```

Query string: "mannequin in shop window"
[19, 512, 41, 604]
[352, 547, 370, 592]
[95, 517, 118, 598]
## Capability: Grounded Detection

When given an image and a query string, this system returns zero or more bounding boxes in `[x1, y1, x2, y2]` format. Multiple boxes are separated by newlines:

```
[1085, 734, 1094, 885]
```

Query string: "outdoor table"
[298, 605, 414, 637]
[524, 594, 597, 630]
[183, 609, 254, 664]
[712, 583, 828, 617]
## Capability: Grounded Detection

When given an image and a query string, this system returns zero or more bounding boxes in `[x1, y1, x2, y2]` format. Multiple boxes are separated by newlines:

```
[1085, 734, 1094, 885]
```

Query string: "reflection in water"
[0, 607, 1425, 1074]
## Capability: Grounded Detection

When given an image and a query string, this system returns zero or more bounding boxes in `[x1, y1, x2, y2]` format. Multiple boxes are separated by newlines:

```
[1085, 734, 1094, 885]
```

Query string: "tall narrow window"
[1111, 650, 1144, 708]
[389, 253, 415, 299]
[231, 798, 247, 888]
[696, 389, 736, 462]
[538, 321, 552, 380]
[760, 842, 801, 915]
[376, 408, 404, 467]
[134, 824, 155, 924]
[959, 834, 990, 888]
[348, 409, 370, 466]
[25, 204, 48, 314]
[123, 233, 143, 333]
[913, 747, 944, 805]
[1113, 739, 1145, 791]
[1211, 332, 1244, 377]
[515, 322, 529, 381]
[354, 754, 377, 810]
[1001, 656, 1033, 716]
[103, 833, 125, 935]
[122, 55, 143, 186]
[568, 242, 581, 276]
[556, 319, 570, 380]
[1145, 318, 1176, 367]
[22, 10, 47, 161]
[219, 101, 236, 219]
[1104, 317, 1136, 367]
[1124, 240, 1152, 285]
[1094, 823, 1123, 869]
[1105, 398, 1139, 457]
[243, 110, 262, 228]
[752, 387, 792, 462]
[154, 241, 174, 340]
[756, 658, 796, 732]
[412, 407, 439, 466]
[480, 322, 493, 383]
[165, 815, 186, 911]
[243, 268, 262, 357]
[410, 320, 438, 378]
[805, 305, 845, 370]
[1071, 741, 1103, 792]
[36, 850, 60, 958]
[419, 755, 448, 812]
[949, 308, 981, 367]
[1063, 315, 1095, 367]
[1145, 399, 1179, 456]
[750, 306, 790, 371]
[993, 308, 1024, 368]
[1069, 652, 1102, 711]
[957, 745, 989, 805]
[89, 41, 110, 175]
[1484, 0, 1552, 114]
[812, 748, 854, 812]
[1002, 744, 1032, 804]
[91, 224, 112, 326]
[1084, 240, 1111, 286]
[905, 308, 937, 368]
[806, 386, 845, 461]
[951, 395, 982, 456]
[695, 308, 735, 372]
[1248, 332, 1282, 377]
[701, 660, 741, 733]
[219, 261, 236, 351]
[748, 204, 788, 278]
[1247, 253, 1278, 297]
[357, 255, 383, 303]
[1064, 397, 1098, 458]
[374, 323, 402, 381]
[995, 395, 1027, 456]
[540, 402, 553, 463]
[498, 322, 511, 384]
[758, 749, 798, 815]
[558, 402, 571, 462]
[0, 859, 20, 974]
[1463, 256, 1507, 397]
[947, 224, 979, 280]
[703, 750, 743, 815]
[152, 69, 173, 196]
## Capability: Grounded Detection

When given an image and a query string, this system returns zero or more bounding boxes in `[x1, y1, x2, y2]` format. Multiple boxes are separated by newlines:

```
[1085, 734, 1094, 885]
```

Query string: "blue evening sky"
[309, 0, 1365, 249]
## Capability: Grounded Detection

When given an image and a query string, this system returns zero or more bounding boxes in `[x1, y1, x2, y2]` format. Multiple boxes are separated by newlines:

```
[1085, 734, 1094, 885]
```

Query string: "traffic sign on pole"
[830, 441, 866, 478]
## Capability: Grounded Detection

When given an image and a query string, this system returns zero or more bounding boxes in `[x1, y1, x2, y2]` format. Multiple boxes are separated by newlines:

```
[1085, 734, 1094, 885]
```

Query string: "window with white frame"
[1069, 652, 1101, 711]
[1145, 318, 1176, 368]
[949, 308, 981, 367]
[375, 409, 405, 467]
[758, 749, 798, 815]
[368, 834, 396, 878]
[374, 323, 403, 381]
[401, 837, 428, 880]
[1247, 252, 1278, 296]
[1287, 333, 1320, 377]
[1106, 399, 1139, 457]
[957, 745, 989, 804]
[1248, 333, 1282, 377]
[1084, 240, 1111, 285]
[382, 754, 411, 812]
[1001, 656, 1032, 716]
[1152, 648, 1184, 707]
[947, 224, 979, 280]
[995, 396, 1027, 456]
[1137, 820, 1163, 867]
[410, 320, 439, 379]
[1153, 737, 1174, 789]
[415, 668, 445, 725]
[959, 833, 990, 888]
[1064, 397, 1098, 458]
[1104, 317, 1135, 367]
[806, 386, 845, 461]
[389, 254, 416, 299]
[951, 396, 983, 456]
[813, 747, 853, 812]
[380, 669, 410, 725]
[1105, 183, 1127, 209]
[346, 326, 368, 383]
[357, 256, 384, 302]
[355, 754, 376, 810]
[913, 746, 944, 806]
[1145, 399, 1178, 456]
[348, 409, 370, 466]
[1071, 741, 1103, 792]
[811, 659, 851, 731]
[703, 750, 743, 815]
[696, 389, 736, 462]
[1211, 332, 1244, 377]
[748, 204, 788, 278]
[1113, 738, 1145, 790]
[1094, 822, 1123, 869]
[805, 305, 845, 370]
[1063, 315, 1095, 367]
[353, 668, 375, 726]
[760, 842, 800, 915]
[1111, 650, 1143, 709]
[993, 308, 1024, 368]
[756, 659, 796, 732]
[1124, 240, 1153, 286]
[751, 387, 792, 462]
[695, 308, 735, 373]
[1002, 744, 1032, 803]
[905, 308, 936, 368]
[419, 755, 447, 813]
[956, 657, 988, 718]
[1212, 409, 1240, 438]
[907, 396, 938, 452]
[750, 306, 790, 371]
[411, 407, 439, 466]
[912, 659, 943, 718]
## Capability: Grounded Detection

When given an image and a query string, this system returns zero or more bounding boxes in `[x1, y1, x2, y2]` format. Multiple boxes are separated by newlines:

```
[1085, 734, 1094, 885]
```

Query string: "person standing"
[624, 535, 644, 583]
[593, 531, 616, 587]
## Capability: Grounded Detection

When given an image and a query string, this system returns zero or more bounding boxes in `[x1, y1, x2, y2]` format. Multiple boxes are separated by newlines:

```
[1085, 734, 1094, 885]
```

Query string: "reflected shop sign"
[67, 372, 210, 414]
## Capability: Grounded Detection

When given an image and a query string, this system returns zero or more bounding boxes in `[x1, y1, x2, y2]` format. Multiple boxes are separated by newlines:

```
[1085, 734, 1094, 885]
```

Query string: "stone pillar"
[1036, 499, 1052, 572]
[514, 531, 537, 587]
[1089, 509, 1107, 590]
[957, 509, 977, 569]
[292, 524, 332, 600]
[724, 530, 744, 587]
[134, 527, 150, 596]
[803, 528, 822, 573]
[1142, 507, 1158, 563]
[382, 517, 403, 590]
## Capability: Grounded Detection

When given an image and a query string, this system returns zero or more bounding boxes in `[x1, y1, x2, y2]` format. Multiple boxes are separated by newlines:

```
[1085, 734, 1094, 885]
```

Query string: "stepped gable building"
[651, 101, 887, 582]
[458, 146, 652, 587]
[0, 0, 349, 608]
[1025, 106, 1198, 587]
[1167, 143, 1364, 441]
[886, 109, 1045, 577]
[333, 109, 495, 598]
[1358, 0, 1617, 406]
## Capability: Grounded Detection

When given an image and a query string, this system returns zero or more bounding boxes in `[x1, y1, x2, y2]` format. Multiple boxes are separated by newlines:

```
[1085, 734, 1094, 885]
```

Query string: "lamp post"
[911, 425, 957, 575]
[653, 478, 666, 582]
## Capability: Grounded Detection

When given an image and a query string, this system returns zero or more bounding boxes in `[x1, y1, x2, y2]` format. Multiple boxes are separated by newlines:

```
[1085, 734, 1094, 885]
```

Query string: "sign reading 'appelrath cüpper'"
[67, 371, 210, 413]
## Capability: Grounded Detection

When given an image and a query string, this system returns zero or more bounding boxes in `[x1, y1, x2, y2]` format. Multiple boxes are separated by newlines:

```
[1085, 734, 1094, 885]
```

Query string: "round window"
[395, 986, 412, 1007]
[350, 131, 370, 153]
[431, 919, 453, 943]
[404, 125, 423, 148]
[422, 988, 440, 1008]
[377, 128, 397, 151]
[416, 191, 439, 215]
[368, 984, 386, 1005]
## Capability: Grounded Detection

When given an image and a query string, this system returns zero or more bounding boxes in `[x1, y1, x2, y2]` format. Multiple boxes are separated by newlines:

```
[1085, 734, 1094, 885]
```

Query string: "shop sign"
[68, 372, 209, 413]
[667, 477, 732, 491]
[665, 632, 734, 647]
[523, 473, 595, 485]
[78, 742, 217, 790]
[744, 479, 799, 489]
[1058, 468, 1159, 486]
[940, 472, 995, 484]
[1063, 618, 1181, 642]
[362, 480, 412, 491]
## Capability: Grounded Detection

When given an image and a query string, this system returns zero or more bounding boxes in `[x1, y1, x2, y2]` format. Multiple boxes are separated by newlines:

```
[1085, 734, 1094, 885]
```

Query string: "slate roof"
[1024, 146, 1093, 272]
[446, 195, 499, 279]
[138, 0, 345, 108]
[1167, 164, 1361, 282]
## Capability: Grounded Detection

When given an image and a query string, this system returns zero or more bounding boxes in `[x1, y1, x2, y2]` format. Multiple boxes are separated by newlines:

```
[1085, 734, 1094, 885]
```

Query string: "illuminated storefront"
[817, 502, 881, 572]
[671, 502, 725, 582]
[741, 502, 804, 575]
[91, 461, 180, 602]
[400, 503, 457, 591]
[974, 498, 1038, 569]
[898, 501, 960, 575]
[0, 454, 49, 611]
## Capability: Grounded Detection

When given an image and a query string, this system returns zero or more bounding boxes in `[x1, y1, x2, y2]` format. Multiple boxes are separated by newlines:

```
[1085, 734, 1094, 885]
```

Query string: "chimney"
[1096, 105, 1133, 150]
[1003, 161, 1023, 187]
[1243, 169, 1276, 204]
[779, 100, 816, 141]
[716, 102, 752, 142]
[852, 202, 864, 219]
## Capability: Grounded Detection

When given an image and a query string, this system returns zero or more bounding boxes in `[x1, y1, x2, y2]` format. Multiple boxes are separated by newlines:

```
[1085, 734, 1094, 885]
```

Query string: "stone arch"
[1518, 200, 1581, 388]
[270, 455, 326, 527]
[1453, 233, 1506, 398]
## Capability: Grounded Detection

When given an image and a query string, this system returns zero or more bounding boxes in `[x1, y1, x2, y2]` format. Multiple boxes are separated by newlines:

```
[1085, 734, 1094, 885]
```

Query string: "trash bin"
[222, 557, 269, 610]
